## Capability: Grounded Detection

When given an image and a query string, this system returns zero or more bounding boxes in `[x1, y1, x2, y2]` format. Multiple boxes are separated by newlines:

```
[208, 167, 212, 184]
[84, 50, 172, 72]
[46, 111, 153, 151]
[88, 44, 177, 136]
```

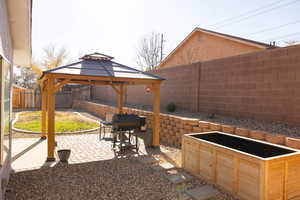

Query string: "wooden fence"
[12, 85, 74, 109]
[12, 86, 37, 109]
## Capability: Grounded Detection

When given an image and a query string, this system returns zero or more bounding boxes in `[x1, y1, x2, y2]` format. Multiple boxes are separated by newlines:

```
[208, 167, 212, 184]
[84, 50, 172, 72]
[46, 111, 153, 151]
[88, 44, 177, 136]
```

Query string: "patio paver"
[185, 185, 220, 200]
[165, 172, 193, 184]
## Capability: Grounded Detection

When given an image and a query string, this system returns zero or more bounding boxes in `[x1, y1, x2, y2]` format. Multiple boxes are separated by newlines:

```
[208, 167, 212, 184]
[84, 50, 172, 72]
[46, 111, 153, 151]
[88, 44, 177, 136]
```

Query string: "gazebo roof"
[40, 52, 164, 83]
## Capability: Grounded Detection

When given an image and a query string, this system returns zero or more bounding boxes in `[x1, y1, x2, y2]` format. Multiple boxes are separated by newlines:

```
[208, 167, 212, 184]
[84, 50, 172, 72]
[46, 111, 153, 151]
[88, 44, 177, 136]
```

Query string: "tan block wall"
[93, 62, 200, 112]
[91, 44, 300, 125]
[73, 100, 300, 150]
[159, 31, 264, 68]
[198, 45, 300, 124]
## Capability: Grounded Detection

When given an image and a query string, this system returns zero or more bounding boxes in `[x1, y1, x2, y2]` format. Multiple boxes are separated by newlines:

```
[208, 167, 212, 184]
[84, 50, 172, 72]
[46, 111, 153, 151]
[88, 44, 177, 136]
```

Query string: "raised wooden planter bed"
[182, 132, 300, 200]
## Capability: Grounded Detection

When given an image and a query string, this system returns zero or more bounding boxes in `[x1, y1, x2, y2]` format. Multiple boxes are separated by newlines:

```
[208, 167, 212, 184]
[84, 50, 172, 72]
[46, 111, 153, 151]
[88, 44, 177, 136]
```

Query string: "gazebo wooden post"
[46, 77, 56, 162]
[152, 83, 161, 147]
[41, 87, 47, 139]
[118, 84, 124, 114]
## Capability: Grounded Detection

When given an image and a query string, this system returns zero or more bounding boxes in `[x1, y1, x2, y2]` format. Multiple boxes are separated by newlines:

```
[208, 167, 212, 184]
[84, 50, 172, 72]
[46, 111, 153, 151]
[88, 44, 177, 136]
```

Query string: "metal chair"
[99, 113, 113, 140]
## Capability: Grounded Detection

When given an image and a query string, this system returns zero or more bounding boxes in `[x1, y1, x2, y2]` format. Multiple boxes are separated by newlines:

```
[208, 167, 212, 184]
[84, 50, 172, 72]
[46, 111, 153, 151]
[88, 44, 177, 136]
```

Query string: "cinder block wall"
[91, 44, 300, 124]
[93, 62, 200, 111]
[199, 45, 300, 124]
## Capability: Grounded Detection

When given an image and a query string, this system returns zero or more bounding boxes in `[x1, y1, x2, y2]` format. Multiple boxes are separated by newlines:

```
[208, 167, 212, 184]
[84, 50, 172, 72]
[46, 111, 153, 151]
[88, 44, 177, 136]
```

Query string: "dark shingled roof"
[41, 53, 164, 81]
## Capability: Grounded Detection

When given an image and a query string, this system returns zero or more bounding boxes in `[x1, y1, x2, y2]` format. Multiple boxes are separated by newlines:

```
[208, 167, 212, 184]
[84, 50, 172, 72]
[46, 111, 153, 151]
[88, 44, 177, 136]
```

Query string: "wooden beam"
[54, 79, 70, 92]
[46, 73, 163, 84]
[68, 80, 119, 86]
[117, 84, 124, 114]
[46, 77, 56, 162]
[41, 89, 47, 139]
[39, 79, 48, 92]
[111, 85, 120, 94]
[152, 83, 161, 147]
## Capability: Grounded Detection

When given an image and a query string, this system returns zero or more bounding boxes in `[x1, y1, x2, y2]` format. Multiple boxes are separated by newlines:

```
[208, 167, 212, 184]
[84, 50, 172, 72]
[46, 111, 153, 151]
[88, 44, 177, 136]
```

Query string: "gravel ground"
[91, 100, 300, 139]
[6, 155, 237, 200]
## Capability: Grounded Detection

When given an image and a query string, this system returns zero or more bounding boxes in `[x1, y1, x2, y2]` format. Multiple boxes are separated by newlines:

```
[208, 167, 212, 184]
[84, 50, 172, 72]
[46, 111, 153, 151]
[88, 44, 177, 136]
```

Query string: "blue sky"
[32, 0, 300, 68]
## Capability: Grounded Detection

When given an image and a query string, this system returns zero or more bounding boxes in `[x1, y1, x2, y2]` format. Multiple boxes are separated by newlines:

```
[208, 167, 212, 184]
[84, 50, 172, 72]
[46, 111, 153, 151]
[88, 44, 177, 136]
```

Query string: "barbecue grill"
[112, 114, 143, 131]
[111, 114, 146, 152]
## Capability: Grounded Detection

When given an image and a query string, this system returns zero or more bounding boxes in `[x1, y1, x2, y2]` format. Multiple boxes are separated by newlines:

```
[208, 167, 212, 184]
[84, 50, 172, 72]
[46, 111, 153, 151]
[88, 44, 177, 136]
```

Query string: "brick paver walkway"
[56, 133, 150, 164]
[11, 133, 162, 171]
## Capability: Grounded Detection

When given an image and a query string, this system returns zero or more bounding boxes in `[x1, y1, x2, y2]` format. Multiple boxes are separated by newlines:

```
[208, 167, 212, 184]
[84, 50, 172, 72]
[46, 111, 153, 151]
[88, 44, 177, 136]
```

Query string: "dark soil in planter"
[191, 132, 295, 158]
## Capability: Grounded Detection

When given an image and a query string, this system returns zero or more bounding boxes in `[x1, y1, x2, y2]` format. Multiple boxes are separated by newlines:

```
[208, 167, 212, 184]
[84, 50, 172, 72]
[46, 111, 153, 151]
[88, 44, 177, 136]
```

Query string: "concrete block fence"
[73, 100, 300, 150]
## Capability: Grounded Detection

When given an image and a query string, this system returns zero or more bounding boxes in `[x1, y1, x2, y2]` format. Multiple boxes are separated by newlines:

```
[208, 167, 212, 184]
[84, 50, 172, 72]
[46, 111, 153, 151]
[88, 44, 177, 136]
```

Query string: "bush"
[166, 103, 176, 112]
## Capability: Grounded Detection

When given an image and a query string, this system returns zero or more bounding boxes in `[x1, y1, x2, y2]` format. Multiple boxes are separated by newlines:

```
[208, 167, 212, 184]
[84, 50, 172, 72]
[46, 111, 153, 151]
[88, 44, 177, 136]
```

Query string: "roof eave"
[7, 0, 32, 66]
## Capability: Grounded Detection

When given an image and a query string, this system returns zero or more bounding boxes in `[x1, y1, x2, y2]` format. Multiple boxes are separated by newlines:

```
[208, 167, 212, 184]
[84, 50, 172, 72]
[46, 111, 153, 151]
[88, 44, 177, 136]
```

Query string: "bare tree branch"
[136, 32, 165, 71]
[42, 44, 69, 69]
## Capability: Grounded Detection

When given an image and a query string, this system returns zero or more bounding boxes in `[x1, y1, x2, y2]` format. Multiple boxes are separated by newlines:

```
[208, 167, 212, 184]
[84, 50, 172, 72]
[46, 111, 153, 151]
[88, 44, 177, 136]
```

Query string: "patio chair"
[99, 113, 113, 140]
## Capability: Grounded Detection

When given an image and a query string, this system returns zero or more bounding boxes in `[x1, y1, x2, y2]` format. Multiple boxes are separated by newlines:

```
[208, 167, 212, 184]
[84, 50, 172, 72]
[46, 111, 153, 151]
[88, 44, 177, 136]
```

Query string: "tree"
[41, 44, 69, 70]
[29, 45, 69, 79]
[13, 66, 37, 89]
[136, 32, 165, 71]
[13, 45, 69, 89]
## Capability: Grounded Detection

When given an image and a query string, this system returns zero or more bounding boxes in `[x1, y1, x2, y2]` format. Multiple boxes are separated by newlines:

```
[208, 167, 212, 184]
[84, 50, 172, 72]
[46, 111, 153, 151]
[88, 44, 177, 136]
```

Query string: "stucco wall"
[159, 31, 265, 68]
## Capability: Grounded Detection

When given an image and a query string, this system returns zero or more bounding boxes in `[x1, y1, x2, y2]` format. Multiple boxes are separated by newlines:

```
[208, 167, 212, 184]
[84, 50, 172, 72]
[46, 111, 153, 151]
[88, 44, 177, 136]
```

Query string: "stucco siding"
[0, 0, 12, 63]
[159, 32, 265, 68]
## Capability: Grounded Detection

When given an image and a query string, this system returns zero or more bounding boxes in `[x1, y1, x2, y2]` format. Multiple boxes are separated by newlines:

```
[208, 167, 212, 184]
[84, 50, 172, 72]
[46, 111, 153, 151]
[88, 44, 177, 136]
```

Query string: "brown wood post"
[152, 83, 161, 147]
[41, 87, 47, 139]
[47, 77, 56, 162]
[118, 84, 124, 114]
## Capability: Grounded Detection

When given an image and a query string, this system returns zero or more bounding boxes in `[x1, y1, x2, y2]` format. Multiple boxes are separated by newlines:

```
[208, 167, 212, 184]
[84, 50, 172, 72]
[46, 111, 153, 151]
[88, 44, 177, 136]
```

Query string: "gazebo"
[39, 53, 165, 161]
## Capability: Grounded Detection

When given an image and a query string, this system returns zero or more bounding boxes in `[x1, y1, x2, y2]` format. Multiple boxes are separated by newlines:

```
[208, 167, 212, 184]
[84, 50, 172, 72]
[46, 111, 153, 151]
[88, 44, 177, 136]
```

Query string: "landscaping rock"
[286, 137, 300, 149]
[249, 130, 266, 141]
[198, 121, 210, 129]
[165, 172, 193, 184]
[234, 128, 249, 137]
[265, 134, 285, 145]
[221, 125, 235, 134]
[209, 123, 221, 131]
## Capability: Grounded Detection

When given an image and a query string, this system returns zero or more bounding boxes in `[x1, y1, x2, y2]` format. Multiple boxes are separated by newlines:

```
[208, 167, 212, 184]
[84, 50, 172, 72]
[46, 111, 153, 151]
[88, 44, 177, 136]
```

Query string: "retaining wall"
[73, 100, 300, 150]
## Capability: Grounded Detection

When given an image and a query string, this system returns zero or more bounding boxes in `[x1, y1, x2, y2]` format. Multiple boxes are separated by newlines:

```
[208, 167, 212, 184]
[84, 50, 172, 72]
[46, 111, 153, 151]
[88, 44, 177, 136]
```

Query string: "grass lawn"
[14, 111, 99, 132]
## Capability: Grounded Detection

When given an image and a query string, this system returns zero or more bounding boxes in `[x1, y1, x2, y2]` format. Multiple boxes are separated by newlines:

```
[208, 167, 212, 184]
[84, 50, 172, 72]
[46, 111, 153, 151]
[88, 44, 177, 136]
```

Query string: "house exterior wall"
[0, 0, 13, 63]
[159, 31, 265, 68]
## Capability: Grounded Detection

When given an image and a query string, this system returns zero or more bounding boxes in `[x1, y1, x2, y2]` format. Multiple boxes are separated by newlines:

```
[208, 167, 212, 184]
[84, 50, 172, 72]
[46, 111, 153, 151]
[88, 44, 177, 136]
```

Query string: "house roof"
[41, 52, 164, 82]
[159, 27, 276, 67]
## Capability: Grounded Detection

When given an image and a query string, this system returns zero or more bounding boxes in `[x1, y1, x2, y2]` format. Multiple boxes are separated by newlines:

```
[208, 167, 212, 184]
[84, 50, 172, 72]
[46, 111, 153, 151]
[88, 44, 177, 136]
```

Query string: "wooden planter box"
[182, 132, 300, 200]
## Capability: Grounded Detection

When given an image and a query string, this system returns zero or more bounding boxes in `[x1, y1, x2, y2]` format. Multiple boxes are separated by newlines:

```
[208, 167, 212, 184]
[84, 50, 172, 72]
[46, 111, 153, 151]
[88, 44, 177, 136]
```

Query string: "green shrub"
[166, 103, 176, 112]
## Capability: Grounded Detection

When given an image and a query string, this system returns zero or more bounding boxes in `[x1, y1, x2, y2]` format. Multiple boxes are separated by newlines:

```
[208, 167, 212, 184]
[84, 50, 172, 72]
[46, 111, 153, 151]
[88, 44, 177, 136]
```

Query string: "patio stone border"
[73, 100, 300, 150]
[12, 111, 100, 135]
